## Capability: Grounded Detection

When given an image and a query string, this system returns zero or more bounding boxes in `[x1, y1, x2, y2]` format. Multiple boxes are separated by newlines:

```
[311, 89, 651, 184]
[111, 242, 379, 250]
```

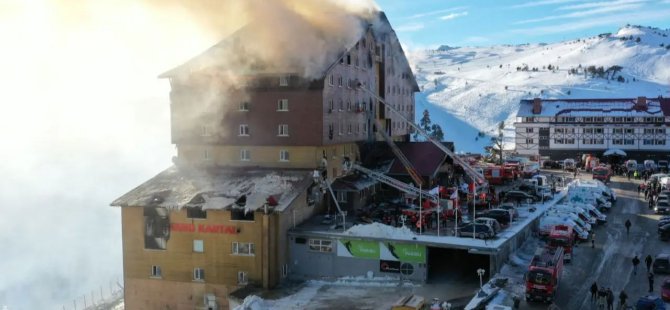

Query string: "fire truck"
[525, 246, 564, 303]
[547, 225, 574, 263]
[483, 166, 505, 185]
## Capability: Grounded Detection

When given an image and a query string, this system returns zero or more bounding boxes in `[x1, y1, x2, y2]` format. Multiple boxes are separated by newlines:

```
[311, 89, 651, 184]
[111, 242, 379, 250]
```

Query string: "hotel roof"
[516, 98, 670, 118]
[110, 166, 313, 213]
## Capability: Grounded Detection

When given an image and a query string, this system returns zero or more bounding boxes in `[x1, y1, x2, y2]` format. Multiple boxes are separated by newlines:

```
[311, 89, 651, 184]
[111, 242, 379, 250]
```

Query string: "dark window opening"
[186, 207, 206, 219]
[295, 237, 307, 244]
[347, 54, 351, 65]
[235, 195, 247, 206]
[231, 208, 255, 221]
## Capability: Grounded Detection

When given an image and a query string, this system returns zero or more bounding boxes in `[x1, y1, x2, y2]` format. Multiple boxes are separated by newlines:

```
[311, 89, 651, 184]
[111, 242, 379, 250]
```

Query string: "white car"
[539, 215, 589, 240]
[545, 209, 592, 232]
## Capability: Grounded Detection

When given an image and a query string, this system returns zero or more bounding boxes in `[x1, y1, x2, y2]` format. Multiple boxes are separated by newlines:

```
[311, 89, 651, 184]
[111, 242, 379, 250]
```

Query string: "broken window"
[231, 208, 255, 221]
[186, 207, 207, 219]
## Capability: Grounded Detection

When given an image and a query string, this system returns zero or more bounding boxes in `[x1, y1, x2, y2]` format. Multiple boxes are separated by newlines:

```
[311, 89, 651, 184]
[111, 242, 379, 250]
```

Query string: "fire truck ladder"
[357, 83, 487, 187]
[372, 118, 424, 187]
[351, 163, 437, 202]
[322, 177, 347, 232]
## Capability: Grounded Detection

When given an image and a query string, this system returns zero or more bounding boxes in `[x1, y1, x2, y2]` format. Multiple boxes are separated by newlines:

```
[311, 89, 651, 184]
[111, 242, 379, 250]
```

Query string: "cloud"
[514, 3, 643, 24]
[395, 22, 425, 32]
[557, 0, 648, 11]
[403, 6, 467, 19]
[440, 11, 468, 21]
[511, 0, 581, 8]
[511, 8, 670, 35]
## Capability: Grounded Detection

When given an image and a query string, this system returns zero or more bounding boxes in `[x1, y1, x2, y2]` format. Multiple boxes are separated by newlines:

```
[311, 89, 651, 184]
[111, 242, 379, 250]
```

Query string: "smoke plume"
[0, 0, 380, 309]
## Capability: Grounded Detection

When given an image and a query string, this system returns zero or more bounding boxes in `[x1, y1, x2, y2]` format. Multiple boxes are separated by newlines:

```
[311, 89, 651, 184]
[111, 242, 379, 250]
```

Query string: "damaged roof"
[110, 166, 314, 212]
[388, 142, 449, 178]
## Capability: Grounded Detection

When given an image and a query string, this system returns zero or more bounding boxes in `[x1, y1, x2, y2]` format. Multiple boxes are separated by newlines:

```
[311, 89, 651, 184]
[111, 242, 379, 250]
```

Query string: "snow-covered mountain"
[408, 25, 670, 153]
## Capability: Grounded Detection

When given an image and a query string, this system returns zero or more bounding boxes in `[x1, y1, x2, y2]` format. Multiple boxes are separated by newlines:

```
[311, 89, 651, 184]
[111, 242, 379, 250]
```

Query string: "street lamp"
[477, 268, 486, 288]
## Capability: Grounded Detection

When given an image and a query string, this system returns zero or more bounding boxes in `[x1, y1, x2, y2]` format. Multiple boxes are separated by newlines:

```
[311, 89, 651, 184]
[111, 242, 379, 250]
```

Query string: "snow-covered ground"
[408, 25, 670, 153]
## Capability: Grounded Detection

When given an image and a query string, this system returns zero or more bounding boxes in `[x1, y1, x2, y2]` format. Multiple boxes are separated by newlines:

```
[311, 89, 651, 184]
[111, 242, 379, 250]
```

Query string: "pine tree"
[430, 124, 444, 141]
[414, 109, 433, 141]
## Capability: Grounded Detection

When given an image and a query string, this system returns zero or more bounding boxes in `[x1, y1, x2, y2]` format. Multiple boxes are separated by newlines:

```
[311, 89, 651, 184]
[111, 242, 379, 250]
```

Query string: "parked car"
[477, 209, 512, 225]
[658, 224, 670, 241]
[653, 254, 670, 274]
[635, 295, 666, 310]
[662, 278, 670, 301]
[542, 160, 561, 169]
[498, 204, 519, 219]
[656, 201, 670, 214]
[455, 223, 495, 239]
[504, 191, 537, 204]
[474, 217, 502, 234]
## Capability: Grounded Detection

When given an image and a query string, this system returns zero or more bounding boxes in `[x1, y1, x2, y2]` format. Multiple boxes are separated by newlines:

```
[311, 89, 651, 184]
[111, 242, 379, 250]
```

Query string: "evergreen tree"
[430, 124, 444, 141]
[414, 109, 433, 141]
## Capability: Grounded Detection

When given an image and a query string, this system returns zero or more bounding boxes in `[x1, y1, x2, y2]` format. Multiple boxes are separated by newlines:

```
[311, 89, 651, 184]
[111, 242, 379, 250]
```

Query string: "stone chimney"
[635, 96, 647, 111]
[532, 98, 542, 114]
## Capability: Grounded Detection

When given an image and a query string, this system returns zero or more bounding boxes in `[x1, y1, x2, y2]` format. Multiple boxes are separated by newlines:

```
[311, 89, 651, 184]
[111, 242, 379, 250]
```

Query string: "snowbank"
[345, 222, 415, 239]
[233, 295, 269, 310]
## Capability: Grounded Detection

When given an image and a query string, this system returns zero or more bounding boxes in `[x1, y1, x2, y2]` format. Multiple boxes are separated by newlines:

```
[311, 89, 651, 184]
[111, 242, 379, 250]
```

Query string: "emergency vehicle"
[525, 246, 564, 303]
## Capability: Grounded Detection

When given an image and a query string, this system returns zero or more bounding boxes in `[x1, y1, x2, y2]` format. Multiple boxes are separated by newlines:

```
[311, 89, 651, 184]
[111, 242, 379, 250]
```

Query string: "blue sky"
[377, 0, 670, 47]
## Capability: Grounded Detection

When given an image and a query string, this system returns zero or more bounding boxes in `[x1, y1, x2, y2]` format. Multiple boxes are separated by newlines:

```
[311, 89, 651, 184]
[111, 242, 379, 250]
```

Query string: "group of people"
[638, 179, 665, 209]
[631, 254, 657, 291]
[589, 284, 626, 310]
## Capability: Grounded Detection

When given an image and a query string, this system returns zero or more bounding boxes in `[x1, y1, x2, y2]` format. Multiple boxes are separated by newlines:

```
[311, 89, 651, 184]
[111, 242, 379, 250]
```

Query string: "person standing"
[648, 272, 654, 292]
[591, 231, 596, 248]
[590, 282, 599, 302]
[646, 255, 653, 272]
[606, 288, 614, 310]
[619, 290, 628, 309]
[625, 219, 632, 236]
[633, 255, 640, 275]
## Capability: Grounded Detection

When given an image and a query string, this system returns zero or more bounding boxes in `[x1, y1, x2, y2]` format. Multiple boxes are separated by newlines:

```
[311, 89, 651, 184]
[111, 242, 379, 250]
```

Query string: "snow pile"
[345, 222, 415, 239]
[233, 295, 270, 310]
[328, 274, 416, 287]
[409, 25, 670, 153]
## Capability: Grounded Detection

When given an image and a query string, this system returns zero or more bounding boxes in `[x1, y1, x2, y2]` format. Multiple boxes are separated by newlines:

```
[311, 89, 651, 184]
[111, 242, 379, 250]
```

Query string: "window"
[338, 76, 343, 87]
[232, 242, 255, 256]
[584, 117, 593, 123]
[277, 99, 289, 111]
[278, 124, 289, 136]
[346, 53, 351, 65]
[582, 139, 604, 145]
[280, 150, 290, 162]
[231, 208, 255, 221]
[238, 271, 248, 284]
[329, 75, 334, 86]
[203, 149, 210, 161]
[594, 128, 603, 134]
[338, 122, 343, 135]
[657, 117, 664, 123]
[187, 207, 207, 219]
[554, 138, 575, 144]
[624, 139, 635, 145]
[645, 117, 654, 123]
[308, 239, 333, 252]
[279, 75, 289, 86]
[525, 128, 534, 133]
[644, 128, 655, 134]
[625, 128, 634, 134]
[612, 139, 623, 145]
[525, 139, 534, 144]
[347, 100, 351, 111]
[193, 240, 204, 253]
[240, 149, 250, 161]
[193, 268, 205, 281]
[613, 128, 623, 134]
[239, 102, 249, 111]
[524, 117, 534, 122]
[201, 125, 211, 137]
[347, 123, 352, 134]
[594, 117, 604, 123]
[339, 100, 344, 111]
[656, 128, 666, 134]
[239, 124, 249, 136]
[328, 100, 334, 113]
[336, 191, 347, 202]
[613, 117, 623, 123]
[281, 264, 288, 278]
[625, 117, 634, 122]
[151, 265, 161, 278]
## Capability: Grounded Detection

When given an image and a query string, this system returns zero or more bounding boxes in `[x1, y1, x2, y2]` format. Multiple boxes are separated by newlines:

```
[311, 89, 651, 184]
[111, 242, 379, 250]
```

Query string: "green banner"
[338, 239, 380, 259]
[386, 243, 426, 263]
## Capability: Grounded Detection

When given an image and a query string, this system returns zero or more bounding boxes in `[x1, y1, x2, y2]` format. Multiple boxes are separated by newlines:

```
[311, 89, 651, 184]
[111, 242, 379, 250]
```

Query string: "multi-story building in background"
[514, 97, 670, 160]
[112, 12, 418, 310]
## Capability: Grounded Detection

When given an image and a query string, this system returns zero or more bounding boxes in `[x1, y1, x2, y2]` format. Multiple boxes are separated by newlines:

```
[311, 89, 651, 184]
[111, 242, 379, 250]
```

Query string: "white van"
[569, 202, 607, 224]
[625, 160, 638, 172]
[571, 180, 617, 202]
[550, 204, 596, 225]
[568, 187, 612, 211]
[539, 215, 589, 240]
[545, 209, 592, 232]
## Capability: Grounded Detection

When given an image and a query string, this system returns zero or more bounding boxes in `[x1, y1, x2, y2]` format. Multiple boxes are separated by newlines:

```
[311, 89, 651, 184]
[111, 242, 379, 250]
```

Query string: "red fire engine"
[525, 246, 564, 303]
[483, 166, 505, 185]
[548, 225, 574, 263]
